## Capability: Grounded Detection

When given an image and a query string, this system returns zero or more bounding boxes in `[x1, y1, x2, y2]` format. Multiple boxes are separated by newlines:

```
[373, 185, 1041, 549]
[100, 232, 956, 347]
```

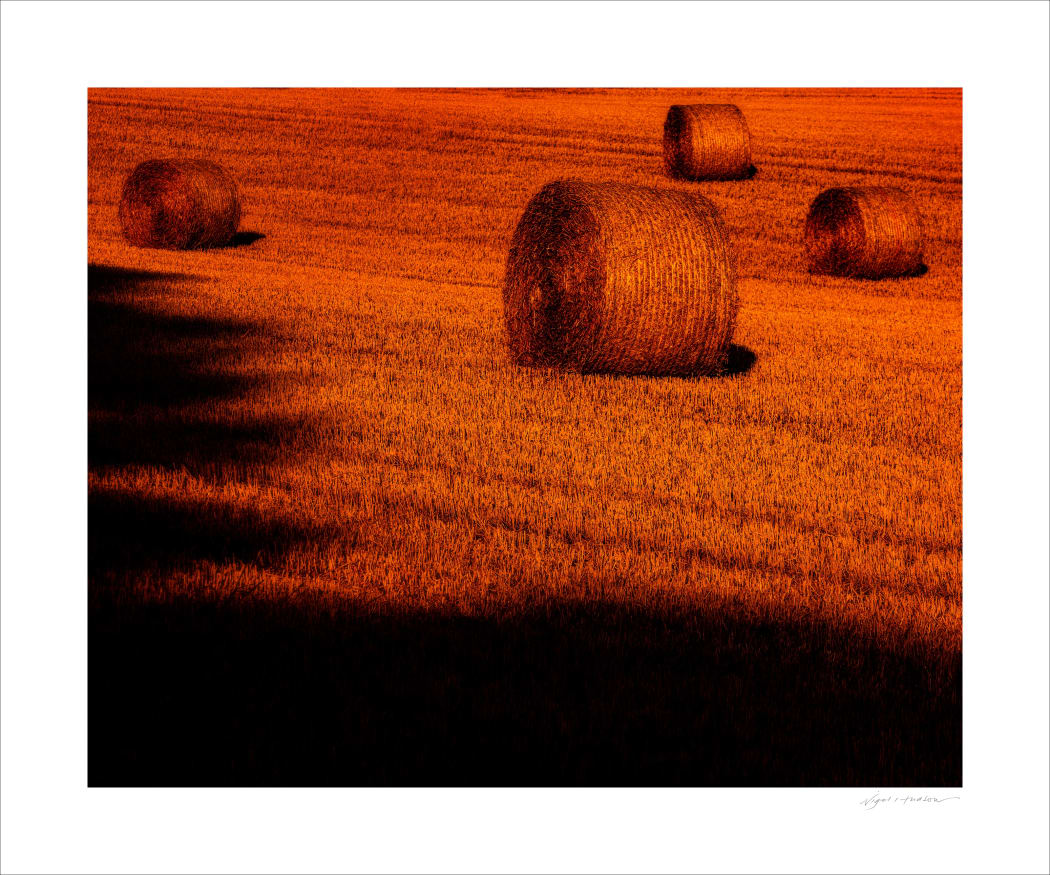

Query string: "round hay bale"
[119, 159, 241, 250]
[804, 186, 924, 278]
[663, 104, 753, 181]
[503, 180, 738, 376]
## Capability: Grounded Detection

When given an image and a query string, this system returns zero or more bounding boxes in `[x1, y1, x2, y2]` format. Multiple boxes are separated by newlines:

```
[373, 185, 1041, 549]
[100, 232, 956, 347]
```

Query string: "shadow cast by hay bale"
[670, 163, 757, 182]
[722, 343, 757, 376]
[806, 262, 930, 282]
[222, 231, 266, 249]
[578, 344, 757, 380]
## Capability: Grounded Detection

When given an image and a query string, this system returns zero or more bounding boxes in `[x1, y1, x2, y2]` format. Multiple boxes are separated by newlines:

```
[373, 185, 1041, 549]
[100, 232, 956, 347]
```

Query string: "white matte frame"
[1, 2, 1048, 873]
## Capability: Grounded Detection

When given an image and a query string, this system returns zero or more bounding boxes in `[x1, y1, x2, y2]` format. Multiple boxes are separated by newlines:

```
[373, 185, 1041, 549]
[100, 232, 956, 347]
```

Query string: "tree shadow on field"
[89, 263, 316, 573]
[88, 263, 291, 455]
[89, 595, 962, 788]
[90, 489, 362, 577]
[89, 414, 306, 472]
[89, 265, 203, 293]
[89, 298, 258, 409]
[89, 264, 260, 410]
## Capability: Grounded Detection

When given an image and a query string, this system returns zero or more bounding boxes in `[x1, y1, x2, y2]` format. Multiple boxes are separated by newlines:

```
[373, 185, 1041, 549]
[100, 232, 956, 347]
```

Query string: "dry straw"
[663, 104, 753, 181]
[119, 159, 241, 250]
[503, 180, 738, 377]
[804, 186, 924, 279]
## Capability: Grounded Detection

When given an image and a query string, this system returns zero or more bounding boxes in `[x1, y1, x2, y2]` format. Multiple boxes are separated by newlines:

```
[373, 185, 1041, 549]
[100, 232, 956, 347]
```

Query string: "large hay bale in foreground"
[663, 104, 753, 181]
[804, 186, 924, 278]
[119, 159, 241, 250]
[503, 180, 737, 376]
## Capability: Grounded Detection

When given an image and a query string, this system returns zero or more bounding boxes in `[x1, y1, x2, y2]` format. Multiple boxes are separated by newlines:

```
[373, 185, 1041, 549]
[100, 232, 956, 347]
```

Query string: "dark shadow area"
[666, 164, 758, 183]
[89, 415, 301, 473]
[578, 344, 757, 381]
[89, 263, 262, 413]
[89, 597, 961, 787]
[89, 263, 318, 567]
[90, 490, 358, 576]
[222, 231, 266, 249]
[806, 262, 930, 281]
[88, 264, 204, 296]
[90, 298, 258, 409]
[721, 344, 757, 377]
[87, 266, 958, 789]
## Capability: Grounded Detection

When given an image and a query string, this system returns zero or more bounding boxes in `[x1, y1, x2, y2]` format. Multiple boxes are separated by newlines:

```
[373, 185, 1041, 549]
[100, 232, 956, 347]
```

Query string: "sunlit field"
[88, 88, 961, 786]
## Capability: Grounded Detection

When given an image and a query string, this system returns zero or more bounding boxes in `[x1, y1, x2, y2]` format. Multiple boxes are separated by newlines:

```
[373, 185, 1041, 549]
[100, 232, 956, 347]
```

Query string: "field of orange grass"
[88, 88, 961, 786]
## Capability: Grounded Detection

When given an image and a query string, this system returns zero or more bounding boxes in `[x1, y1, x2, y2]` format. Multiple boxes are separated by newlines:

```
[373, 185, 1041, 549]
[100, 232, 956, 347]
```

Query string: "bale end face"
[804, 186, 924, 279]
[119, 159, 241, 250]
[663, 104, 753, 182]
[503, 180, 738, 377]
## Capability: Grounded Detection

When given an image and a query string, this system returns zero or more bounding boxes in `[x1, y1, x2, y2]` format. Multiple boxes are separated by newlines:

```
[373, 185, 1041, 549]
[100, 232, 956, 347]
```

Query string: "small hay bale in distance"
[804, 186, 924, 279]
[503, 180, 738, 377]
[663, 104, 753, 181]
[119, 159, 241, 250]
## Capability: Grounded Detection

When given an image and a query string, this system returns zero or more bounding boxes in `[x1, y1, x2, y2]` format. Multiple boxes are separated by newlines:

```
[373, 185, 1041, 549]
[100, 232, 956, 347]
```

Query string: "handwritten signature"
[861, 791, 961, 810]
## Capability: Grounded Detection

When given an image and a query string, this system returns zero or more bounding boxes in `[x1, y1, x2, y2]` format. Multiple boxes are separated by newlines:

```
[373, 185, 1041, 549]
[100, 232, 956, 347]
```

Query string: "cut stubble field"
[87, 88, 962, 786]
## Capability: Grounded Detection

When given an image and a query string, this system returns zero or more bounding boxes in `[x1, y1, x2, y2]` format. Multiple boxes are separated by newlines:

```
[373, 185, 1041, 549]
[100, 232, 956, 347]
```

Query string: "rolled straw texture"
[663, 104, 752, 181]
[119, 159, 241, 250]
[503, 180, 738, 376]
[804, 186, 924, 278]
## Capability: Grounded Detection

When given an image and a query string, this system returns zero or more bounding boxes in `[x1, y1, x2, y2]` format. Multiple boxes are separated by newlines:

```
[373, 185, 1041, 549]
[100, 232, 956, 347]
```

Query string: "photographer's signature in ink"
[861, 791, 961, 811]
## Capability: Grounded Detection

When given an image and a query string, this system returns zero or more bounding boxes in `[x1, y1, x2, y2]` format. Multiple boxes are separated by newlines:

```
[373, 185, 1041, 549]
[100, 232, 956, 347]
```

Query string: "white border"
[2, 2, 1048, 873]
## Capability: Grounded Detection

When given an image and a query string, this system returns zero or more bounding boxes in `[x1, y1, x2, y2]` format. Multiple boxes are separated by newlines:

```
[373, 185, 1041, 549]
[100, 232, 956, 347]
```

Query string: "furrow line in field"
[343, 446, 961, 560]
[761, 157, 961, 186]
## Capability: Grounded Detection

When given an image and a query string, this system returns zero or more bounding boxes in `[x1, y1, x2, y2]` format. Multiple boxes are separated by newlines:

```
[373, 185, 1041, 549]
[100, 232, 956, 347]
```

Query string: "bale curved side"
[503, 180, 737, 377]
[804, 186, 924, 278]
[119, 159, 241, 250]
[663, 104, 752, 181]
